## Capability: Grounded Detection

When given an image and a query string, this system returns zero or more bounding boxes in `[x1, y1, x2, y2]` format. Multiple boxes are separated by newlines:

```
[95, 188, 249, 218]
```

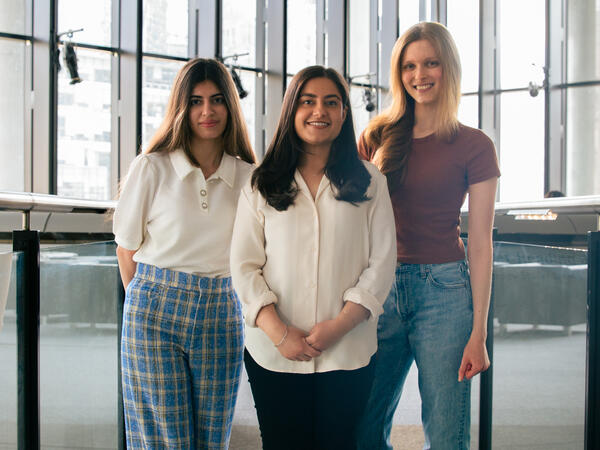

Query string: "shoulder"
[234, 156, 255, 179]
[361, 160, 384, 181]
[360, 160, 388, 194]
[124, 152, 166, 181]
[239, 176, 267, 211]
[357, 130, 377, 161]
[455, 124, 495, 150]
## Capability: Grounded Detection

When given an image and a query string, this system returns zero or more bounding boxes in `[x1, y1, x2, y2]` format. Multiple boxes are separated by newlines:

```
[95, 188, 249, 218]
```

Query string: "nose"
[414, 64, 425, 80]
[200, 102, 213, 116]
[312, 100, 326, 116]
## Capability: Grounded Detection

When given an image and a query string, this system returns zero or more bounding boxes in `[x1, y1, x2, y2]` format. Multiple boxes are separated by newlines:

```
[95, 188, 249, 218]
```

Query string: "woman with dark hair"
[357, 22, 500, 450]
[230, 65, 397, 449]
[113, 58, 255, 449]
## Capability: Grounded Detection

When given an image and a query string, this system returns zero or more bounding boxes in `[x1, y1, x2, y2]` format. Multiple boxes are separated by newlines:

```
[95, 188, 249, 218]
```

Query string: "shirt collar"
[169, 149, 236, 188]
[209, 152, 236, 188]
[169, 149, 196, 180]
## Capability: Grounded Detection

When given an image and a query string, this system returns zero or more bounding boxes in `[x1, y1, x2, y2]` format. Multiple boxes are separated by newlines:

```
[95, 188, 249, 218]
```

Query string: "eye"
[426, 60, 440, 68]
[190, 98, 201, 106]
[299, 98, 313, 105]
[326, 99, 340, 107]
[212, 96, 226, 105]
[402, 63, 415, 71]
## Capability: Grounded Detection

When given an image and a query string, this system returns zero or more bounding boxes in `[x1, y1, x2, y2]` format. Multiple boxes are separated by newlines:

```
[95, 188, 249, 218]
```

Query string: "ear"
[341, 105, 348, 121]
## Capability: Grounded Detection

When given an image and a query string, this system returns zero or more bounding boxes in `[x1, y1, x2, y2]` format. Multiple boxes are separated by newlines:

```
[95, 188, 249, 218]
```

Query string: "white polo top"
[230, 161, 397, 373]
[113, 149, 253, 277]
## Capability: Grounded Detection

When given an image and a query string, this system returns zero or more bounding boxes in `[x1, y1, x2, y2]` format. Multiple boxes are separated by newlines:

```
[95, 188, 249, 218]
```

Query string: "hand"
[305, 319, 345, 352]
[458, 333, 491, 382]
[277, 326, 322, 362]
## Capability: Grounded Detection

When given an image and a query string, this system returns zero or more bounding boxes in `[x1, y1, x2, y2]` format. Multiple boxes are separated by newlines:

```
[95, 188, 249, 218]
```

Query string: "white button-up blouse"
[113, 149, 253, 277]
[230, 161, 397, 373]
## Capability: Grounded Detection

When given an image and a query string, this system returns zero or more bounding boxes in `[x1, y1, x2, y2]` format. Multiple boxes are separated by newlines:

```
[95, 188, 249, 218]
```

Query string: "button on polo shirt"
[114, 149, 253, 277]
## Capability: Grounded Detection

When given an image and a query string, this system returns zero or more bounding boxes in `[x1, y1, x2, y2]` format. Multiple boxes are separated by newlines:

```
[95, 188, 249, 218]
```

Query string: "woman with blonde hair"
[113, 58, 255, 449]
[357, 22, 500, 449]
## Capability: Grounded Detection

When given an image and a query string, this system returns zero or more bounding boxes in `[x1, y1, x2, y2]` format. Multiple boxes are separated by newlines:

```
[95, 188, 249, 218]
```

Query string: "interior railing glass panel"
[1, 251, 21, 448]
[491, 241, 587, 449]
[37, 241, 118, 449]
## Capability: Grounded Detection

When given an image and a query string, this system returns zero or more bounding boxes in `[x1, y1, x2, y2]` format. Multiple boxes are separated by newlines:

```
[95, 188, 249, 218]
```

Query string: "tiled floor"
[0, 321, 586, 449]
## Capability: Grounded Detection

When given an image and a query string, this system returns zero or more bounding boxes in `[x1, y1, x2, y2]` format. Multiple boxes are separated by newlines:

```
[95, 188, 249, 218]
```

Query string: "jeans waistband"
[396, 260, 467, 274]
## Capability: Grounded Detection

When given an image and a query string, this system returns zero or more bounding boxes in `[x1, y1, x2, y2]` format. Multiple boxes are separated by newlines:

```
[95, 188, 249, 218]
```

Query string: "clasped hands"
[277, 319, 344, 362]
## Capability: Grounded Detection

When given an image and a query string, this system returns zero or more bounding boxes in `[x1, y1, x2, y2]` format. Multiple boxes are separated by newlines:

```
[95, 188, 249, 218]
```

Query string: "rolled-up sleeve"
[230, 183, 278, 327]
[113, 155, 157, 251]
[343, 168, 396, 321]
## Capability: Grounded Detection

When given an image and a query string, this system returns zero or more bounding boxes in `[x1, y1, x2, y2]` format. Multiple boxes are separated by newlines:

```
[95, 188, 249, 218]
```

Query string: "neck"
[189, 137, 224, 177]
[412, 103, 437, 138]
[298, 144, 330, 174]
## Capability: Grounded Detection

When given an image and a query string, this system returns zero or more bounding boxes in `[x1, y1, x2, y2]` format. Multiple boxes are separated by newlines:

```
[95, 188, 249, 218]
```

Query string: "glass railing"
[38, 242, 119, 449]
[491, 241, 587, 449]
[0, 250, 21, 449]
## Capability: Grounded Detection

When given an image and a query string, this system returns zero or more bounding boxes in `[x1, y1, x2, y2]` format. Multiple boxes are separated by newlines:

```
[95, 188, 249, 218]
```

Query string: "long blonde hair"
[145, 58, 255, 165]
[365, 22, 461, 189]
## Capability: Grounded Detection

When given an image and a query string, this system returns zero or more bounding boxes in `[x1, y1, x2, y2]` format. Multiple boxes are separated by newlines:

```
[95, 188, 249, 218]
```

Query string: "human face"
[401, 39, 443, 107]
[293, 77, 347, 153]
[188, 80, 228, 143]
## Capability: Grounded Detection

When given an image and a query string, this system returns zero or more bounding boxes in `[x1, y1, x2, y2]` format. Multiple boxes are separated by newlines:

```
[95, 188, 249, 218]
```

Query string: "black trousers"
[244, 349, 375, 450]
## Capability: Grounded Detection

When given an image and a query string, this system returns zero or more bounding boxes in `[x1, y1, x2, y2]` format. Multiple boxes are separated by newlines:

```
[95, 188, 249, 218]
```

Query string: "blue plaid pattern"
[121, 263, 244, 449]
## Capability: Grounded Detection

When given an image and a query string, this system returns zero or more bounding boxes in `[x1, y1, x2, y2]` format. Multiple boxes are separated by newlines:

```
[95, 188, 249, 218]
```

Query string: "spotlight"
[63, 42, 82, 84]
[230, 68, 248, 99]
[363, 88, 376, 112]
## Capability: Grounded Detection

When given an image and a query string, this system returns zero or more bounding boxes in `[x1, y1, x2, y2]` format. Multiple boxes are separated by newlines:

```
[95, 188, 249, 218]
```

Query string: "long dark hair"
[145, 58, 255, 165]
[252, 65, 370, 211]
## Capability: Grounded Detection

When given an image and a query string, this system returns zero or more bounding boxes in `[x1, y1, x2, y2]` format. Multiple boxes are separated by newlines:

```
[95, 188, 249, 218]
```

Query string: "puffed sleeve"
[112, 155, 158, 251]
[342, 164, 396, 321]
[230, 182, 278, 327]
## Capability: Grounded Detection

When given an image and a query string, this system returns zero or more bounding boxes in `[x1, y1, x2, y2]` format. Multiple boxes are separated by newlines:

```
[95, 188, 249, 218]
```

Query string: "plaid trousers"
[121, 263, 244, 449]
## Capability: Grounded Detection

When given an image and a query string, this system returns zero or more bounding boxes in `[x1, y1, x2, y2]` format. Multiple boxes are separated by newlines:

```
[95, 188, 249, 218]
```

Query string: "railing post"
[479, 230, 496, 450]
[13, 229, 40, 450]
[116, 267, 126, 450]
[585, 231, 600, 449]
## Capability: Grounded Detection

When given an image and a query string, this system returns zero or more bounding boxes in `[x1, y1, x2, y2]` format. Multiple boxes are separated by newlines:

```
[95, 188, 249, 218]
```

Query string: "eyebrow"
[299, 93, 342, 100]
[190, 93, 224, 99]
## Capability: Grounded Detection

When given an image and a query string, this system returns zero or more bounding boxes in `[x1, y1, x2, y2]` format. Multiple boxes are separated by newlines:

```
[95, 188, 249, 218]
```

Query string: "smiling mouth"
[414, 83, 434, 90]
[307, 121, 330, 128]
[200, 121, 218, 127]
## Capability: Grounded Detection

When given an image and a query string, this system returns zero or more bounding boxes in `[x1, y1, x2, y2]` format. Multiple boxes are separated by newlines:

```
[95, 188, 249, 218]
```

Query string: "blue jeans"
[358, 260, 473, 450]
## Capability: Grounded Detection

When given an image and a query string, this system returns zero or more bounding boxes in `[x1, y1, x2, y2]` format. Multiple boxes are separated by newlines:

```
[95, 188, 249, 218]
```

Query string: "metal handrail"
[0, 191, 115, 214]
[2, 191, 599, 216]
[457, 195, 600, 215]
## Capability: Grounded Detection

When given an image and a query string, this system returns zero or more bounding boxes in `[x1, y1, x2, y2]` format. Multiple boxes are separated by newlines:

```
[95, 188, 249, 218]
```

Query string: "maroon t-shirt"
[358, 124, 500, 264]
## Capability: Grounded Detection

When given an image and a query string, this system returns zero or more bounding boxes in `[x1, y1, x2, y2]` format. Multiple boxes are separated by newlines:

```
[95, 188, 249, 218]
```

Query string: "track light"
[348, 73, 377, 112]
[230, 68, 248, 99]
[57, 28, 84, 85]
[63, 42, 82, 85]
[363, 88, 376, 112]
[221, 52, 250, 100]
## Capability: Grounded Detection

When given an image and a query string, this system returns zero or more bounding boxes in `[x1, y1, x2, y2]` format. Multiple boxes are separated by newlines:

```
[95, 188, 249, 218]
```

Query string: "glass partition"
[491, 241, 587, 449]
[0, 251, 20, 448]
[38, 241, 119, 449]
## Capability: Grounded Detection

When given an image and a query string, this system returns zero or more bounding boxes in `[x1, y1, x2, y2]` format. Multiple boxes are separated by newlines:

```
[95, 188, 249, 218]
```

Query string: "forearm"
[255, 304, 288, 345]
[116, 246, 137, 289]
[467, 240, 493, 340]
[335, 301, 370, 335]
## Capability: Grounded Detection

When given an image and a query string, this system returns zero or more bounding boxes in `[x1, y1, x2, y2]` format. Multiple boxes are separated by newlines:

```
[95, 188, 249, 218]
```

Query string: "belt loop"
[420, 264, 428, 279]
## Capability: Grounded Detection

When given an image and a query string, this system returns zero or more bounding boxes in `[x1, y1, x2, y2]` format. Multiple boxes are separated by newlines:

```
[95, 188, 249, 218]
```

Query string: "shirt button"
[200, 189, 207, 196]
[202, 202, 208, 209]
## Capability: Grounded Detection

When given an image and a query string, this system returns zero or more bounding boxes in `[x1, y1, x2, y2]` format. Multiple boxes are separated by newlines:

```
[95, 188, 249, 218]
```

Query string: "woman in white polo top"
[113, 58, 255, 449]
[230, 65, 397, 450]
